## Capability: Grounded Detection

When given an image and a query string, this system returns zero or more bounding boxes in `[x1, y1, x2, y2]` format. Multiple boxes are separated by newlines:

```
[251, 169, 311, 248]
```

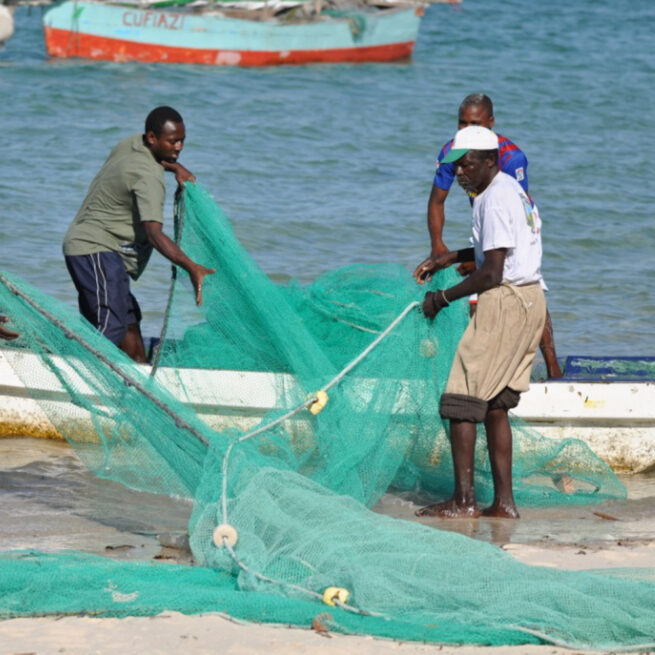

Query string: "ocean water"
[1, 0, 653, 358]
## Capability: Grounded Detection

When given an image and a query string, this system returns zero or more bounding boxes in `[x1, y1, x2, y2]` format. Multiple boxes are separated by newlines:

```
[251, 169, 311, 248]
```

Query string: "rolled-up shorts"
[440, 282, 546, 423]
[65, 252, 142, 346]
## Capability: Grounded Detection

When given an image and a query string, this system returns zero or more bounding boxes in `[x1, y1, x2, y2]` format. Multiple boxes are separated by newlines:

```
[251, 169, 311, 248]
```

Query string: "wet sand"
[1, 438, 654, 654]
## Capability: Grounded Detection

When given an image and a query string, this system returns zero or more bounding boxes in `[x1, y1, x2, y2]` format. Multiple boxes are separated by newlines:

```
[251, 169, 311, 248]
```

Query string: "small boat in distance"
[42, 0, 427, 66]
[0, 3, 15, 45]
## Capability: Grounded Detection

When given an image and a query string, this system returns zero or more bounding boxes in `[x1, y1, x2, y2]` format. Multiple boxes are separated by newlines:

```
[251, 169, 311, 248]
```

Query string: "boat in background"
[0, 3, 15, 44]
[41, 0, 426, 66]
[1, 349, 653, 474]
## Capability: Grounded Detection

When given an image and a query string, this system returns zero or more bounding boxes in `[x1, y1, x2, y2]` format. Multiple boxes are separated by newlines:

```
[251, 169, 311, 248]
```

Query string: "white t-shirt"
[471, 171, 543, 287]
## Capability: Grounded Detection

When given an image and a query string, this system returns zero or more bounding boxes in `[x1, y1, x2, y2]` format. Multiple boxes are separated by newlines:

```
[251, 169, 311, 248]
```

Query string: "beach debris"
[158, 531, 190, 551]
[552, 474, 576, 494]
[104, 582, 139, 603]
[420, 338, 438, 358]
[311, 612, 333, 636]
[105, 544, 136, 552]
[592, 511, 619, 521]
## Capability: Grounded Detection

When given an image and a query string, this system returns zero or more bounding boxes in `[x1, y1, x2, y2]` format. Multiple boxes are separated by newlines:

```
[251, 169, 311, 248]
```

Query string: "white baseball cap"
[441, 126, 499, 163]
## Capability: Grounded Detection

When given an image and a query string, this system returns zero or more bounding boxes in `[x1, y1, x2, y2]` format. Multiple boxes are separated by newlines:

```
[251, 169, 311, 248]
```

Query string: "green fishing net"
[1, 182, 654, 650]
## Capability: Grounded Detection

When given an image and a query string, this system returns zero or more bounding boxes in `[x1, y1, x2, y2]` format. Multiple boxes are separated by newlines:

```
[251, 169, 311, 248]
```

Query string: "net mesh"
[1, 182, 654, 650]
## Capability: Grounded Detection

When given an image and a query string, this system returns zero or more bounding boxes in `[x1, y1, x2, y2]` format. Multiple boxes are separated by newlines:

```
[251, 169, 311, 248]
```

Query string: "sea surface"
[1, 0, 654, 359]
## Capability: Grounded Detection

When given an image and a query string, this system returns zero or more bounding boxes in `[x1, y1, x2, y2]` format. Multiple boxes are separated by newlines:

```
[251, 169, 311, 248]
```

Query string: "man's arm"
[427, 185, 450, 256]
[413, 186, 451, 283]
[423, 248, 506, 319]
[143, 221, 215, 305]
[161, 161, 196, 187]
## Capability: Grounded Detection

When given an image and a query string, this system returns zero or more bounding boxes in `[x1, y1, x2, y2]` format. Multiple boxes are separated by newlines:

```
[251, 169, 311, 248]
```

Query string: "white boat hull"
[1, 349, 654, 473]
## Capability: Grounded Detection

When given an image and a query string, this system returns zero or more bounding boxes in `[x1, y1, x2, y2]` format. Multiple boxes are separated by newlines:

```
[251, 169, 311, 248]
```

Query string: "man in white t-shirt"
[416, 126, 546, 520]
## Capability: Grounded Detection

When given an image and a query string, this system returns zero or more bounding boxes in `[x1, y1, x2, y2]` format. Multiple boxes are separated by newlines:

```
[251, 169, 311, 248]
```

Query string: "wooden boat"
[1, 348, 654, 473]
[41, 0, 425, 66]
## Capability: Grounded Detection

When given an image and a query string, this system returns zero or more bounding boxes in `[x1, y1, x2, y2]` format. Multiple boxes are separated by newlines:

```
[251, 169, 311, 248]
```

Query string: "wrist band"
[440, 290, 450, 306]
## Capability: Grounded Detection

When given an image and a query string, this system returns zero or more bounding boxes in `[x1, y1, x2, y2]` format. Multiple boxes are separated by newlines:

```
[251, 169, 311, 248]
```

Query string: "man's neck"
[475, 167, 499, 195]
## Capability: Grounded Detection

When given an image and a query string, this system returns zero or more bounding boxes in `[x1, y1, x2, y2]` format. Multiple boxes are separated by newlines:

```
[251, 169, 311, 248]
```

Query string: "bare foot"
[481, 502, 520, 519]
[415, 499, 481, 518]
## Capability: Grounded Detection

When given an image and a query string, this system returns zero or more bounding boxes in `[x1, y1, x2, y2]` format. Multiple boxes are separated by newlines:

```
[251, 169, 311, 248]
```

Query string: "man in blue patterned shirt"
[414, 94, 562, 379]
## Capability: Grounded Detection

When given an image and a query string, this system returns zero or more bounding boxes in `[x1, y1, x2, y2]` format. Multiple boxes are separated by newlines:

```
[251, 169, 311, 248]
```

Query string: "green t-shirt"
[63, 134, 166, 279]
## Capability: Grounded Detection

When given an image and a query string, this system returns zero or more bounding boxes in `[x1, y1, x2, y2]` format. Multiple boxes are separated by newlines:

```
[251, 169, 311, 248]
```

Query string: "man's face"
[458, 105, 494, 130]
[454, 151, 492, 194]
[146, 121, 185, 163]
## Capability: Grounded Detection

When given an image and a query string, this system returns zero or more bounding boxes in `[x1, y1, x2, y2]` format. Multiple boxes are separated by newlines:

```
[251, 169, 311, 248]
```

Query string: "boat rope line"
[216, 300, 420, 616]
[150, 189, 185, 376]
[0, 272, 210, 447]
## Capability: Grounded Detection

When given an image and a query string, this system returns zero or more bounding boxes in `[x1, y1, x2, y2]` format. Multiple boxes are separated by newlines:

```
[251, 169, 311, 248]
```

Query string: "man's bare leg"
[540, 310, 563, 379]
[416, 419, 481, 518]
[482, 407, 519, 519]
[119, 322, 147, 363]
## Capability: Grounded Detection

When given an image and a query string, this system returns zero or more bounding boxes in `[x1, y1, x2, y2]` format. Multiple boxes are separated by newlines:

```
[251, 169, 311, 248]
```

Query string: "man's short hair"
[459, 93, 494, 117]
[473, 148, 499, 165]
[145, 106, 183, 136]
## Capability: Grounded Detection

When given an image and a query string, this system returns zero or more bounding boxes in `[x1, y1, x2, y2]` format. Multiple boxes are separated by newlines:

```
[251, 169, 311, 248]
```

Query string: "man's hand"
[162, 161, 196, 187]
[413, 250, 458, 285]
[0, 315, 19, 341]
[422, 290, 448, 320]
[456, 260, 477, 276]
[189, 264, 216, 306]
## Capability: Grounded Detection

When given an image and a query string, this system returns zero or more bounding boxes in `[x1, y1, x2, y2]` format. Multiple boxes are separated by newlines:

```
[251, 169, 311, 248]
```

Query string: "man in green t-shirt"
[63, 106, 215, 362]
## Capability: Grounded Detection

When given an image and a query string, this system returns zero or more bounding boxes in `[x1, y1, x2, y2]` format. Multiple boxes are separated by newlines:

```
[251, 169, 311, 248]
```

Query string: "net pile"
[1, 183, 654, 650]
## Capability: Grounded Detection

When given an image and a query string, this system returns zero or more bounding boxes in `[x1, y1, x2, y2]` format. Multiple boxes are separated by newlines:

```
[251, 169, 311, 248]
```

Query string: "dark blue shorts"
[65, 252, 142, 346]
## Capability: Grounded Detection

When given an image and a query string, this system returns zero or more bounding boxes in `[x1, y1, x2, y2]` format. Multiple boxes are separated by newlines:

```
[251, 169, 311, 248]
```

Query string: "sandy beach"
[1, 438, 654, 654]
[0, 611, 620, 655]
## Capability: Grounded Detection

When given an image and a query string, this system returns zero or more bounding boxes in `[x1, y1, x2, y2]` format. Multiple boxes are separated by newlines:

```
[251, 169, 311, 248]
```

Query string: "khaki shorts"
[440, 282, 546, 423]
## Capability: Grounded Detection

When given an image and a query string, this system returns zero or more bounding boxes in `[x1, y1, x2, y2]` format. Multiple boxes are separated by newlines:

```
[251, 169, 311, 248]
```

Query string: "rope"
[215, 300, 421, 616]
[322, 300, 419, 392]
[244, 300, 418, 443]
[222, 540, 385, 619]
[150, 188, 185, 376]
[219, 300, 419, 519]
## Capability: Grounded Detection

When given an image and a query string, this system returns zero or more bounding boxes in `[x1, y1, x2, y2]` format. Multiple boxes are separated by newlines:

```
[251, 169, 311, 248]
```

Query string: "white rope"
[217, 300, 420, 617]
[222, 539, 385, 618]
[238, 299, 419, 445]
[220, 300, 420, 522]
[322, 300, 419, 392]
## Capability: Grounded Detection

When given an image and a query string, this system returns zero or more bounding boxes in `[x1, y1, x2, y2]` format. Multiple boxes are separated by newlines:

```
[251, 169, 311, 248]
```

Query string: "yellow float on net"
[308, 390, 329, 415]
[322, 586, 350, 607]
